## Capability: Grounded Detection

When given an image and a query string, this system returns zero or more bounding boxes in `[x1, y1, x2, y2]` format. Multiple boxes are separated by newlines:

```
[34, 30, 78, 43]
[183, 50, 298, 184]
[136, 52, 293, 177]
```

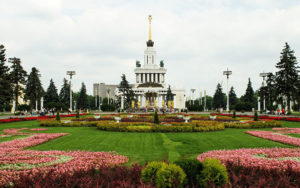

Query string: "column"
[158, 73, 160, 83]
[257, 97, 261, 112]
[41, 97, 44, 109]
[142, 95, 146, 107]
[174, 95, 177, 109]
[153, 73, 155, 82]
[140, 74, 142, 83]
[121, 96, 124, 110]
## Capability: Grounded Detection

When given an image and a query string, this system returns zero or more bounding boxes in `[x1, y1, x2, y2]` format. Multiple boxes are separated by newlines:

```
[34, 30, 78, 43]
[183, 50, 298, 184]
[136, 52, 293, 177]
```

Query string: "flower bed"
[0, 113, 89, 124]
[224, 121, 282, 129]
[197, 148, 300, 187]
[0, 128, 128, 187]
[246, 130, 300, 146]
[216, 113, 300, 122]
[96, 121, 224, 133]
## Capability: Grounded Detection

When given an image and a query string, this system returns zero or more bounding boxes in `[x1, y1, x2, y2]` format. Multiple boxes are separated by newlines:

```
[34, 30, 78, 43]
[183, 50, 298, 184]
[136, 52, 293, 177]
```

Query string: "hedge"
[224, 121, 282, 128]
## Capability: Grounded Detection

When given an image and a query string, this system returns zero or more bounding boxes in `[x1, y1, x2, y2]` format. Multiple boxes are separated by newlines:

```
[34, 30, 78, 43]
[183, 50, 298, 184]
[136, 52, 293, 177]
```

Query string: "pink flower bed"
[0, 128, 129, 186]
[246, 130, 300, 147]
[30, 128, 48, 131]
[273, 127, 300, 134]
[197, 148, 300, 173]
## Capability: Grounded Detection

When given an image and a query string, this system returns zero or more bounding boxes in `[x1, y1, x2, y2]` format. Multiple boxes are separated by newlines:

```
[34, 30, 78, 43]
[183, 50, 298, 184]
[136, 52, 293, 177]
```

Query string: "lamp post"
[259, 72, 270, 111]
[191, 89, 196, 105]
[223, 68, 232, 112]
[67, 71, 76, 112]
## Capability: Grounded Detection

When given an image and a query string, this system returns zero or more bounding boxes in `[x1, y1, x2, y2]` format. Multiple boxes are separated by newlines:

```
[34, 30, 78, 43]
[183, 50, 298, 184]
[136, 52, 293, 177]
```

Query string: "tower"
[134, 15, 166, 85]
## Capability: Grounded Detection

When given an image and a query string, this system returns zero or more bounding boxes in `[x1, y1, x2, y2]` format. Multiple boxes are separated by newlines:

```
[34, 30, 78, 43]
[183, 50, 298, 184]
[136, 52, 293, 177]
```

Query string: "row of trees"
[0, 44, 97, 112]
[187, 42, 299, 112]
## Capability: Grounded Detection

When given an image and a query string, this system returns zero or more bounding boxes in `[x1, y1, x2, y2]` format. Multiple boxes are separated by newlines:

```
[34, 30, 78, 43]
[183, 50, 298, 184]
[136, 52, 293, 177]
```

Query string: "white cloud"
[0, 0, 300, 97]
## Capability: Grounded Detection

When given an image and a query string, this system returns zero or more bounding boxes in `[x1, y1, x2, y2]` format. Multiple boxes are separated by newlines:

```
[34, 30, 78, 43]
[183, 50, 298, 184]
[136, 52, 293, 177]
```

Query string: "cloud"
[0, 0, 300, 97]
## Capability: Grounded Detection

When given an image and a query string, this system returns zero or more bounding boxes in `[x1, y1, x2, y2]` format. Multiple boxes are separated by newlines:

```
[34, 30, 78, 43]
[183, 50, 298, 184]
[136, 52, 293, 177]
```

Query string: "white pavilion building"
[131, 15, 186, 110]
[94, 15, 186, 110]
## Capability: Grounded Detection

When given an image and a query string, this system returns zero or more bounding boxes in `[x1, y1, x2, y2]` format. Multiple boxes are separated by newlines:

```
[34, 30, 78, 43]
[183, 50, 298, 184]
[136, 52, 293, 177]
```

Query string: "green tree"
[275, 42, 299, 111]
[0, 45, 13, 111]
[77, 82, 88, 109]
[243, 78, 255, 105]
[24, 67, 44, 110]
[166, 85, 174, 105]
[229, 87, 237, 109]
[88, 95, 96, 110]
[213, 83, 226, 110]
[44, 79, 59, 109]
[59, 78, 70, 110]
[266, 73, 277, 110]
[118, 74, 134, 109]
[9, 57, 27, 111]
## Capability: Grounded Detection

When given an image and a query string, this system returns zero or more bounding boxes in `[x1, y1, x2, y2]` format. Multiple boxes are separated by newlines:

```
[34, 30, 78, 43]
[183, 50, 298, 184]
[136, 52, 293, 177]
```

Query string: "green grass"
[1, 120, 300, 163]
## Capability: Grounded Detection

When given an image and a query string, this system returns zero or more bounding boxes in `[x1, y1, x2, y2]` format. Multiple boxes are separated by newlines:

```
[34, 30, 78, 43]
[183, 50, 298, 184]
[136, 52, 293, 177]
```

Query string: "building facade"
[93, 15, 186, 110]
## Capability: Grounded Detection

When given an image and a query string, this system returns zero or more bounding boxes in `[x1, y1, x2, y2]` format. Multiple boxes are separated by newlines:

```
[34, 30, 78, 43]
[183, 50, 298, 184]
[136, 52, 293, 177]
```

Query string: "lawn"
[1, 121, 299, 163]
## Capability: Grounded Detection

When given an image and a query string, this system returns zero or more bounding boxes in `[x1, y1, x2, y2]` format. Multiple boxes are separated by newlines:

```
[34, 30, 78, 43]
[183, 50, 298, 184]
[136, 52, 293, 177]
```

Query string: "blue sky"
[1, 0, 300, 97]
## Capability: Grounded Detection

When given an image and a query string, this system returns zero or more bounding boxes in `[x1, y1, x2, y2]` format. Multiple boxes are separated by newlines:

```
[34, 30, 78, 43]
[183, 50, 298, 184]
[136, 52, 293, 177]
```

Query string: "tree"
[213, 83, 226, 110]
[0, 45, 13, 111]
[228, 87, 237, 109]
[243, 78, 255, 105]
[44, 79, 59, 109]
[275, 42, 299, 111]
[24, 67, 44, 110]
[77, 82, 88, 109]
[166, 85, 173, 103]
[59, 78, 70, 110]
[9, 57, 27, 111]
[118, 74, 134, 109]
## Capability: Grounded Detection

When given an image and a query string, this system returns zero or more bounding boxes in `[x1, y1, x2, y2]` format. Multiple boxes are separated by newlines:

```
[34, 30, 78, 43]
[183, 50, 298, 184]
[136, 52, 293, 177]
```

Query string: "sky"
[1, 0, 300, 97]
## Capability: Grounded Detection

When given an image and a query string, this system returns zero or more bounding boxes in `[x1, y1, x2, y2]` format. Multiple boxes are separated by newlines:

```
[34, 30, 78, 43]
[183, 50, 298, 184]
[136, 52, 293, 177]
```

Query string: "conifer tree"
[229, 87, 237, 109]
[275, 42, 299, 110]
[118, 74, 134, 109]
[59, 78, 70, 109]
[77, 82, 88, 109]
[9, 57, 27, 111]
[166, 85, 174, 103]
[243, 78, 255, 105]
[213, 83, 226, 110]
[24, 67, 44, 110]
[0, 45, 13, 111]
[44, 79, 59, 108]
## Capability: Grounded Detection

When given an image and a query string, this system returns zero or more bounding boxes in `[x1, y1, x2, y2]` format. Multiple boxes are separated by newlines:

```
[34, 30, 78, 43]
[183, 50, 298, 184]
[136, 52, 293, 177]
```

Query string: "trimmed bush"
[174, 158, 203, 185]
[56, 111, 60, 121]
[141, 161, 166, 185]
[254, 110, 258, 121]
[199, 158, 229, 187]
[154, 111, 160, 124]
[155, 164, 186, 188]
[233, 110, 236, 119]
[76, 111, 80, 118]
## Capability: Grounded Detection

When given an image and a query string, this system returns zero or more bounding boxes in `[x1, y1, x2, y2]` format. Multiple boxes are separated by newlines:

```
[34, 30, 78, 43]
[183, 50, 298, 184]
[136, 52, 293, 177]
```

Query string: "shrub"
[254, 110, 258, 121]
[233, 110, 236, 119]
[224, 121, 282, 129]
[154, 111, 160, 124]
[174, 158, 203, 185]
[199, 158, 229, 187]
[141, 161, 166, 185]
[56, 111, 60, 121]
[155, 164, 186, 188]
[76, 111, 80, 118]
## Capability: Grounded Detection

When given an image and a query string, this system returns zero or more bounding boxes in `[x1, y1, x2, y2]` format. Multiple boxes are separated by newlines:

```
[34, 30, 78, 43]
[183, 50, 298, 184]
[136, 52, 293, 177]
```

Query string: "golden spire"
[148, 15, 152, 41]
